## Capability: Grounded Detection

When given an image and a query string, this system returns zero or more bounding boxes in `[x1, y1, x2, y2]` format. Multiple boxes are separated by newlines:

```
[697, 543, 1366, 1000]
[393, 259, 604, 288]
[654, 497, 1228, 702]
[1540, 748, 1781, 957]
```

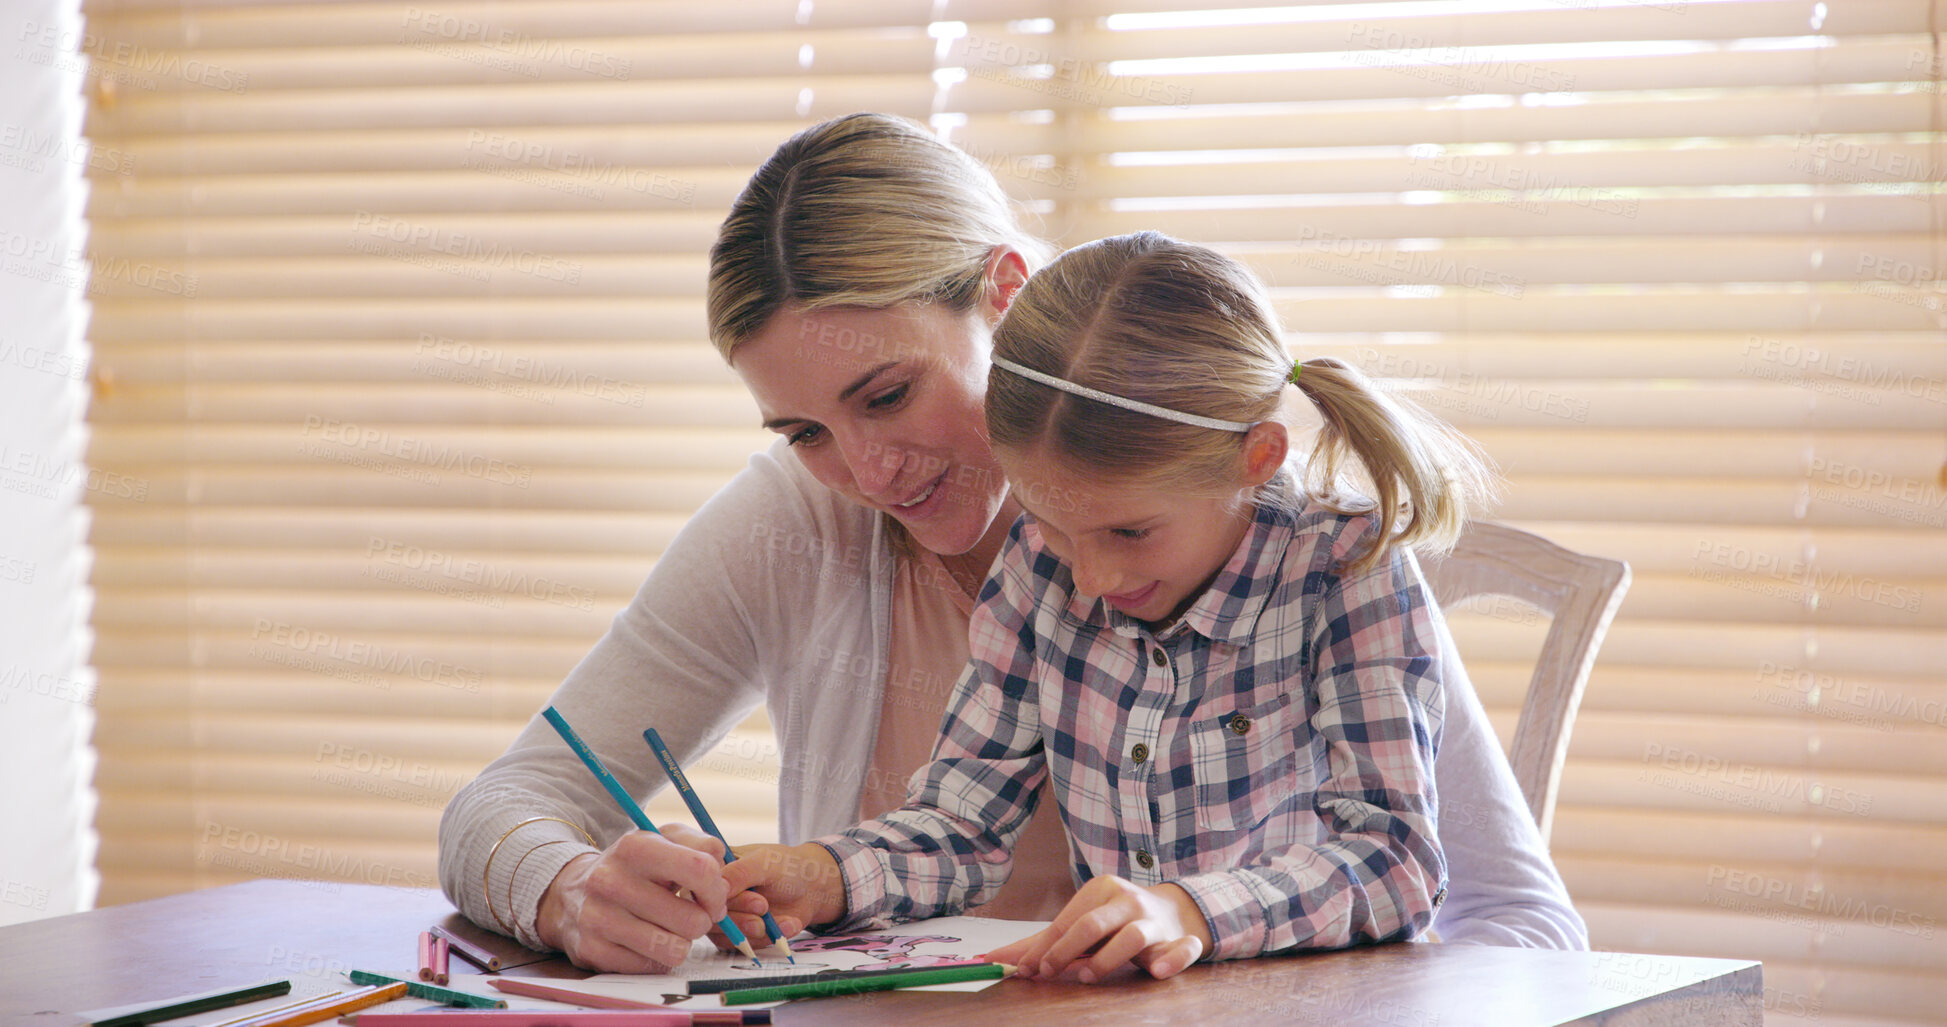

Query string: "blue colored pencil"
[643, 728, 795, 962]
[539, 706, 758, 961]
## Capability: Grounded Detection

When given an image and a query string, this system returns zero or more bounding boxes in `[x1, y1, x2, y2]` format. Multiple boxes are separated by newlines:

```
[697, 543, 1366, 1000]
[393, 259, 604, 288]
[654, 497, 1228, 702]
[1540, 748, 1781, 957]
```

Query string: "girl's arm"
[1172, 541, 1448, 960]
[810, 527, 1050, 931]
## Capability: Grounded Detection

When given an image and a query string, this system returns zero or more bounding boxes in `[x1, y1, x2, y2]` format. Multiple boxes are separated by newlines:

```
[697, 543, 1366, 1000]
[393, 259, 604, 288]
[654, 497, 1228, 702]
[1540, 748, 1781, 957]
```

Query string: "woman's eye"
[788, 424, 826, 446]
[866, 383, 910, 410]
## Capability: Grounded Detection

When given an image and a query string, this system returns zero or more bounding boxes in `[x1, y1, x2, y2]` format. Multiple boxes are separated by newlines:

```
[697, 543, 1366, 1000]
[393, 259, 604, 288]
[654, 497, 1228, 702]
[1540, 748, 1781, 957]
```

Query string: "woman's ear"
[983, 246, 1030, 320]
[1239, 421, 1288, 487]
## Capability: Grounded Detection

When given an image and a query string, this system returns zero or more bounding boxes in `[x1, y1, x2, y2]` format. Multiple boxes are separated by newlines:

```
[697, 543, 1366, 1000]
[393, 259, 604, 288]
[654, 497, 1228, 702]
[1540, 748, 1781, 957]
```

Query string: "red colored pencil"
[417, 931, 436, 982]
[430, 936, 451, 986]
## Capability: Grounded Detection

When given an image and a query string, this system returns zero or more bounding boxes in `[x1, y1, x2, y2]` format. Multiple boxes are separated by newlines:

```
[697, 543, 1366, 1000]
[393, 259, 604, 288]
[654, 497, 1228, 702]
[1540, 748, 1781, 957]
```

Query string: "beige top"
[860, 546, 1077, 921]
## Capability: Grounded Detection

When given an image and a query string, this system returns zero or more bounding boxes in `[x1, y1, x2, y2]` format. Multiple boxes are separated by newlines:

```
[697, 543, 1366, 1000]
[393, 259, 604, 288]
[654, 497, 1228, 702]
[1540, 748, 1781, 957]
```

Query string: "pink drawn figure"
[786, 933, 966, 971]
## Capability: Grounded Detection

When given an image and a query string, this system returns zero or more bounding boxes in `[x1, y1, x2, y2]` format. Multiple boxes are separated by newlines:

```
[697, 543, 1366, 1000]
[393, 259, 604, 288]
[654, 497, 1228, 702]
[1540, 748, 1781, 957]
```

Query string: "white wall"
[0, 0, 100, 924]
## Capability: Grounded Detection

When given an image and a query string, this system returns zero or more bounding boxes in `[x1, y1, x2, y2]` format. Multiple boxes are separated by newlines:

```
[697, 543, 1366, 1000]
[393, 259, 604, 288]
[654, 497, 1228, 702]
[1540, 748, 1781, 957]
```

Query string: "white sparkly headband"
[990, 355, 1256, 432]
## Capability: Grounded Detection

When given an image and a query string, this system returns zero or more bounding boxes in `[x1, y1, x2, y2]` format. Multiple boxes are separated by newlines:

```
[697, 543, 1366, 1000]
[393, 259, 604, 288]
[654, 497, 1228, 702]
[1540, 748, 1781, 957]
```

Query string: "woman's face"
[733, 302, 1010, 559]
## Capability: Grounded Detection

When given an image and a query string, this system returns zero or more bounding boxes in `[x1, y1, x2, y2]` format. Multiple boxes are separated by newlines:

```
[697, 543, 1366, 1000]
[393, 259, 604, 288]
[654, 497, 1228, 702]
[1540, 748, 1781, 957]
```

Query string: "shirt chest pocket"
[1184, 690, 1304, 833]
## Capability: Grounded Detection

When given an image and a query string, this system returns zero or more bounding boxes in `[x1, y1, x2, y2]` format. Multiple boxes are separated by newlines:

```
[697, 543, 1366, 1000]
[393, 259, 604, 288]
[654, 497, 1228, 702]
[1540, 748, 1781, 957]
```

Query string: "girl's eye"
[1111, 528, 1151, 542]
[866, 383, 910, 410]
[787, 424, 826, 446]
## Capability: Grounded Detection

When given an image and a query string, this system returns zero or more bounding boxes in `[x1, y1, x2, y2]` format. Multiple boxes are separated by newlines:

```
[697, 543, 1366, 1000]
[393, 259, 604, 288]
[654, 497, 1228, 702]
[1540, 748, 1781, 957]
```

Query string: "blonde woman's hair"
[707, 112, 1049, 359]
[987, 231, 1498, 576]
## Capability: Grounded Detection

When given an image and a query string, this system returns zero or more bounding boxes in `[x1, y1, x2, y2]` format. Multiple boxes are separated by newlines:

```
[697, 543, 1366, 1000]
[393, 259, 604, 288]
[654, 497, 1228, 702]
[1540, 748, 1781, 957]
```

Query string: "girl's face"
[997, 447, 1257, 627]
[733, 302, 1011, 560]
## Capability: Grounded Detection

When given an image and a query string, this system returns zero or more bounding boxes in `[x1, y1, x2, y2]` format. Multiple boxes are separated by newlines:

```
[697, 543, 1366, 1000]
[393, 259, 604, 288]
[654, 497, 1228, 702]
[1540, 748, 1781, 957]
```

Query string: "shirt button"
[1228, 713, 1252, 736]
[1135, 849, 1154, 869]
[1131, 743, 1149, 764]
[1435, 885, 1448, 906]
[1151, 647, 1167, 668]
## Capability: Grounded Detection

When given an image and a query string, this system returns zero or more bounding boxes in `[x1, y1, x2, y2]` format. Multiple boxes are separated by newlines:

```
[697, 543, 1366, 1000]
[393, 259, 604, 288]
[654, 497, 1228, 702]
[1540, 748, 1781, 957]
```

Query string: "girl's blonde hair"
[987, 231, 1498, 575]
[708, 112, 1049, 359]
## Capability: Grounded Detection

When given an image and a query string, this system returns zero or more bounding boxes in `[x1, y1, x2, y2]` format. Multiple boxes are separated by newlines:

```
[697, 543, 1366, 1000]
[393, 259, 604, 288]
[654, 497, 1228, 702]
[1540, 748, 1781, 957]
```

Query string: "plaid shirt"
[820, 476, 1447, 960]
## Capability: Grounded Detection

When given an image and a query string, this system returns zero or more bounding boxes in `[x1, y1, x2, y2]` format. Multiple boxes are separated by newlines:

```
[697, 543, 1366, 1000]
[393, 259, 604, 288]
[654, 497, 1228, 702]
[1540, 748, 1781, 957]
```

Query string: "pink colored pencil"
[416, 932, 436, 982]
[427, 925, 501, 973]
[485, 979, 670, 1010]
[338, 1013, 694, 1026]
[430, 937, 450, 985]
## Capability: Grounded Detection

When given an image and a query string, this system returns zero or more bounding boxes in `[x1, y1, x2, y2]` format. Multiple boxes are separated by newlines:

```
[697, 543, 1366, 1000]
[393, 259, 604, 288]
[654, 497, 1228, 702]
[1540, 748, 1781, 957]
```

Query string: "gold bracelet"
[507, 839, 584, 938]
[483, 816, 596, 934]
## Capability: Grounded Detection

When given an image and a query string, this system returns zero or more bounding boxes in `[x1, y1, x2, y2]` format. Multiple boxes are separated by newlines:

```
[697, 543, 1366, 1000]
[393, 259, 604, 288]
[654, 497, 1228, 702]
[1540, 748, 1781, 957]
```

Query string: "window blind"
[80, 2, 1942, 1024]
[932, 2, 1945, 1024]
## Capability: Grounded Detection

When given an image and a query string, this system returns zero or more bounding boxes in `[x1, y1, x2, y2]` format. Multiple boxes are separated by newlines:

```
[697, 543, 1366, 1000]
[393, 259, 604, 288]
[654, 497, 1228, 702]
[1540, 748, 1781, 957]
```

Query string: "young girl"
[733, 230, 1499, 982]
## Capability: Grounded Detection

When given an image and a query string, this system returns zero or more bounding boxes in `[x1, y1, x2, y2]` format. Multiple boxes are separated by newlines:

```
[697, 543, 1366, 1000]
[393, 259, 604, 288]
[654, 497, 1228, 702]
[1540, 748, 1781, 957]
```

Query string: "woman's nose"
[840, 432, 902, 498]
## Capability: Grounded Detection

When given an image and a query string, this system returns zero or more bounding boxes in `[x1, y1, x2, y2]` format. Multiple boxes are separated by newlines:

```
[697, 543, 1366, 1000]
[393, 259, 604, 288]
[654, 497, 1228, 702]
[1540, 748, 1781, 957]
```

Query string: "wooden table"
[0, 880, 1762, 1026]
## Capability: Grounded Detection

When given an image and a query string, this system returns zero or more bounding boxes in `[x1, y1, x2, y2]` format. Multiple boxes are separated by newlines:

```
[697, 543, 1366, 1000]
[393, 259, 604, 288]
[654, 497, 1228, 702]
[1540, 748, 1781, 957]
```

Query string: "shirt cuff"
[812, 833, 891, 933]
[486, 824, 599, 952]
[1171, 870, 1273, 962]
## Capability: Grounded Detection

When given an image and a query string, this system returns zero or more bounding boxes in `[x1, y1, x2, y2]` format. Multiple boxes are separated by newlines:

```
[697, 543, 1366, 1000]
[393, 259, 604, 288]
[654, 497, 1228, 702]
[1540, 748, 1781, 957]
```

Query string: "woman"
[435, 113, 1585, 974]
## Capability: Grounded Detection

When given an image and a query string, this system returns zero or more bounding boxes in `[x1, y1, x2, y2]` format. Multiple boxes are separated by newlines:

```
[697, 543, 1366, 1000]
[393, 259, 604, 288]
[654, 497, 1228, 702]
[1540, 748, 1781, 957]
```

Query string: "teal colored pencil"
[540, 706, 759, 961]
[347, 969, 505, 1008]
[643, 727, 794, 963]
[719, 962, 1013, 1005]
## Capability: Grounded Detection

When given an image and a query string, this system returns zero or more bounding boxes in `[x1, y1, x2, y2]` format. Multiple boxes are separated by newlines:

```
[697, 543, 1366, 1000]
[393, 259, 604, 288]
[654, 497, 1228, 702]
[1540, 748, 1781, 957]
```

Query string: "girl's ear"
[1239, 421, 1288, 486]
[983, 246, 1030, 320]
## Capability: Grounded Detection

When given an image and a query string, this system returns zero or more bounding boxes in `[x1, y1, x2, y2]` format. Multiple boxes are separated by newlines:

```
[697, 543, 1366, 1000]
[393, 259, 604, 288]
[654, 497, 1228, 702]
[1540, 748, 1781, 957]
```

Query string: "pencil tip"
[734, 939, 758, 961]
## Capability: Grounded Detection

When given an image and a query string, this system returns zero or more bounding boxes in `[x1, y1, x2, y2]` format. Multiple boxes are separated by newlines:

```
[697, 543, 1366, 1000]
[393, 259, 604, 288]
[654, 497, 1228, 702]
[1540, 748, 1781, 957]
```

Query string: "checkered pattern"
[818, 477, 1448, 960]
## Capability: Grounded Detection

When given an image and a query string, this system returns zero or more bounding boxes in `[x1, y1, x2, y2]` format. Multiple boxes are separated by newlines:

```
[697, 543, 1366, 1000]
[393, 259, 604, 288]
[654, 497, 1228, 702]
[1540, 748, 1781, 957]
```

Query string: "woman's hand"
[984, 875, 1212, 983]
[718, 842, 847, 946]
[535, 823, 731, 973]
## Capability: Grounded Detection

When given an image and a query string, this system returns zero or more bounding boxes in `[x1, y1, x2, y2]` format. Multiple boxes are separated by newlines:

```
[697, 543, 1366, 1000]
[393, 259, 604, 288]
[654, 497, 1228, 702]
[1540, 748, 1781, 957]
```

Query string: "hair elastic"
[1290, 360, 1304, 385]
[991, 356, 1253, 432]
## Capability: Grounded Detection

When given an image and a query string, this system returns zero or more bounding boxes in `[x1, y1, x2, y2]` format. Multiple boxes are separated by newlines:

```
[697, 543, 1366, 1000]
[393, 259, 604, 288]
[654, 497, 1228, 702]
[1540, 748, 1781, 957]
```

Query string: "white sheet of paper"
[572, 916, 1050, 1009]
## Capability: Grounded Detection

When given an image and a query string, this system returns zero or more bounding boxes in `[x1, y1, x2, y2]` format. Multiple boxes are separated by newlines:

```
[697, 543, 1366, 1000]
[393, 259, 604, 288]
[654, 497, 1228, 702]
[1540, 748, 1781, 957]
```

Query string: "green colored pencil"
[90, 980, 292, 1027]
[719, 962, 1014, 1005]
[347, 969, 506, 1008]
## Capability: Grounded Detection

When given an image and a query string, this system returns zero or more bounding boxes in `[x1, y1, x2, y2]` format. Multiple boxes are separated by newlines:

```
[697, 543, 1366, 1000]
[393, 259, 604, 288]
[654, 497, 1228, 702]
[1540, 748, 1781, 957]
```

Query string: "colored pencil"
[484, 979, 672, 1010]
[719, 962, 1014, 1005]
[337, 1013, 694, 1026]
[642, 728, 794, 963]
[428, 924, 501, 972]
[431, 936, 451, 985]
[539, 707, 757, 962]
[418, 931, 436, 981]
[685, 959, 992, 993]
[347, 970, 505, 1009]
[228, 982, 405, 1027]
[481, 983, 759, 1025]
[89, 980, 293, 1027]
[207, 994, 329, 1027]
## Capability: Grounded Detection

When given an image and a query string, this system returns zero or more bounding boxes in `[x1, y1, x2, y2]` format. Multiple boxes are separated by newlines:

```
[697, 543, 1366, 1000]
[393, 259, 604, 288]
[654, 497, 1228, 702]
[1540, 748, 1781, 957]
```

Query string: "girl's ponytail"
[989, 231, 1499, 578]
[1288, 356, 1499, 576]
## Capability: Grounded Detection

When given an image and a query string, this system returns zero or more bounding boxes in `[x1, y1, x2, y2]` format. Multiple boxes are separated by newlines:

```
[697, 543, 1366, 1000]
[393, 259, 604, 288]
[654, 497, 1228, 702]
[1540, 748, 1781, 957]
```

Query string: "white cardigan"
[436, 439, 1587, 952]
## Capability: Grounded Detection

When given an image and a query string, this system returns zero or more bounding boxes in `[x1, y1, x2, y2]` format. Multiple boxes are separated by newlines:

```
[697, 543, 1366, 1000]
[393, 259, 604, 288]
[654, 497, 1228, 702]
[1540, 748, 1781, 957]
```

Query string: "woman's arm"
[435, 444, 832, 964]
[1422, 598, 1588, 948]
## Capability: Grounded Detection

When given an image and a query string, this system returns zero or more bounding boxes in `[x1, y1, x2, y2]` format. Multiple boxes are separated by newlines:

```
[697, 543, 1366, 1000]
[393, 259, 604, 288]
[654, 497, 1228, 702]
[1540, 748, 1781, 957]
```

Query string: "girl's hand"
[535, 823, 731, 973]
[984, 875, 1212, 983]
[718, 842, 847, 947]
